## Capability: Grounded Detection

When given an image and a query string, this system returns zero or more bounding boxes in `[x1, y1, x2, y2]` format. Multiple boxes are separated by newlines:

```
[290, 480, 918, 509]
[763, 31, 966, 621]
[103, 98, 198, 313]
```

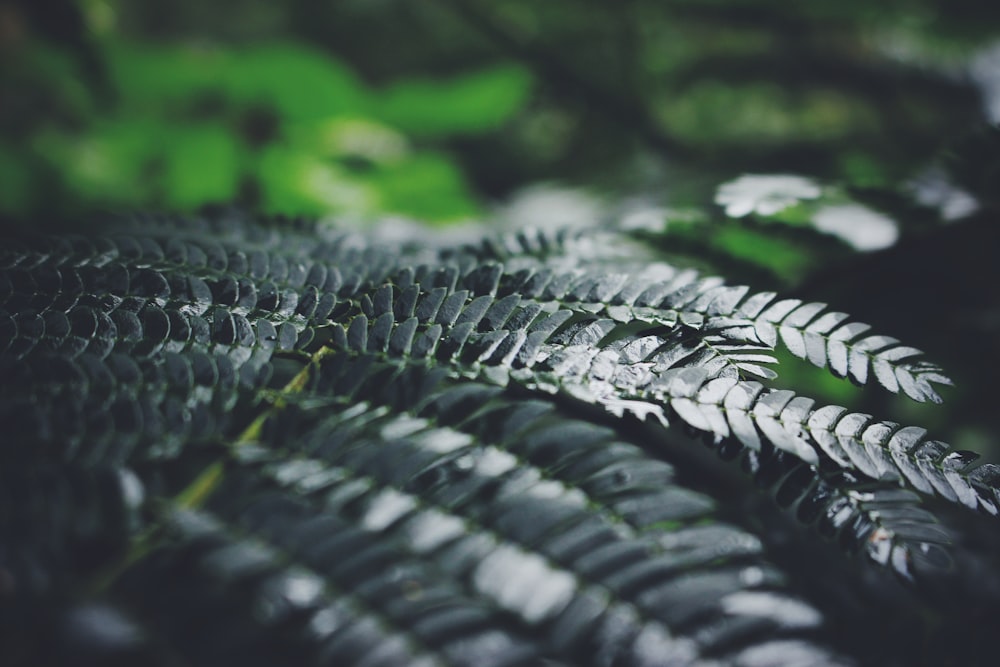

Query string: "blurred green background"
[2, 0, 998, 221]
[2, 0, 1000, 453]
[0, 1, 542, 221]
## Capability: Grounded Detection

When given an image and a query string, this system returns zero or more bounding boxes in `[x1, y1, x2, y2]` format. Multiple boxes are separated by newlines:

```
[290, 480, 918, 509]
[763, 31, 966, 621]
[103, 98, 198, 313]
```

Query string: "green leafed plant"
[2, 206, 998, 666]
[8, 37, 533, 223]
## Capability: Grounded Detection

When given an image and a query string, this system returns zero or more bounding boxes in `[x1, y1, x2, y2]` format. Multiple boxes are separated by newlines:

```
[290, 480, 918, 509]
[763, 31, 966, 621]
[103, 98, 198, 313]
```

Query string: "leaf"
[220, 43, 369, 120]
[373, 65, 534, 137]
[161, 124, 241, 207]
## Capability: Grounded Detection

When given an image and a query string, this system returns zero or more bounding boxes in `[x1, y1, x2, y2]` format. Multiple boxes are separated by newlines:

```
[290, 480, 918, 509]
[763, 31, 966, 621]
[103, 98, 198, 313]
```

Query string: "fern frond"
[728, 296, 950, 403]
[315, 352, 969, 584]
[644, 367, 1000, 515]
[229, 354, 850, 665]
[474, 223, 952, 403]
[698, 432, 958, 583]
[311, 262, 981, 515]
[466, 229, 952, 402]
[3, 213, 997, 666]
[658, 283, 953, 403]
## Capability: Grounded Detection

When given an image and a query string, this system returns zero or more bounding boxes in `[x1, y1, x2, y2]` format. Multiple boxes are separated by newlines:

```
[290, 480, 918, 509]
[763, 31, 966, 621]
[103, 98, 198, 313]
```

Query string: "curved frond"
[631, 366, 999, 517]
[671, 284, 953, 403]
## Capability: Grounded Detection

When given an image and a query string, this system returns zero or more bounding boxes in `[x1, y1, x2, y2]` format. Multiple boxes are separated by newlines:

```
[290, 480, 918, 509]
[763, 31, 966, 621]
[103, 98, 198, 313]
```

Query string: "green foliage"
[34, 119, 243, 208]
[2, 36, 533, 222]
[2, 210, 999, 666]
[373, 64, 533, 137]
